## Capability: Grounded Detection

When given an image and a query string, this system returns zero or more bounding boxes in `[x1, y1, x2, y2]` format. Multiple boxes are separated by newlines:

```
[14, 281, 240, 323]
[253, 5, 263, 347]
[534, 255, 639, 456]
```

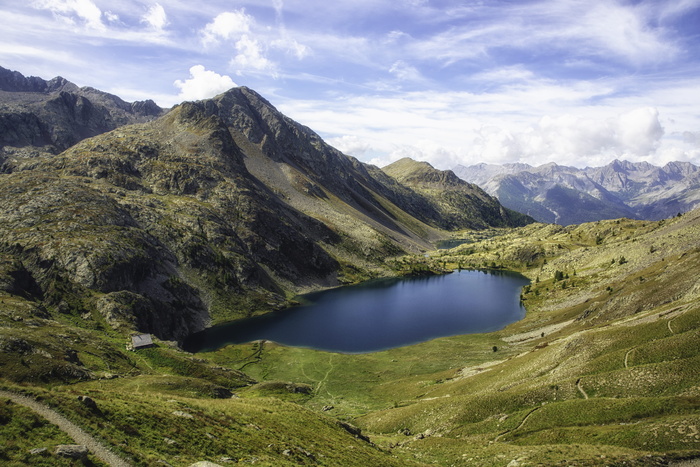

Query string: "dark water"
[184, 270, 529, 354]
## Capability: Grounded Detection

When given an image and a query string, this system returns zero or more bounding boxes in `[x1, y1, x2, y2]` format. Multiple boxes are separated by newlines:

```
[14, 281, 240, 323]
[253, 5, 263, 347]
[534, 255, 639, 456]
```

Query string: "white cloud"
[567, 2, 678, 65]
[104, 10, 119, 23]
[397, 0, 678, 68]
[271, 38, 310, 60]
[279, 83, 681, 170]
[0, 42, 87, 68]
[173, 65, 237, 101]
[389, 60, 423, 82]
[615, 107, 664, 155]
[327, 135, 371, 157]
[201, 10, 252, 46]
[142, 3, 167, 31]
[231, 35, 275, 75]
[457, 108, 666, 167]
[272, 0, 284, 21]
[35, 0, 105, 30]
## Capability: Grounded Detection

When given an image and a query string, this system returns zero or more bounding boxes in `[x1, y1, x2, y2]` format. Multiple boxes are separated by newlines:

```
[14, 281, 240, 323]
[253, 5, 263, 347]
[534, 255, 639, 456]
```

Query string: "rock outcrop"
[0, 66, 164, 165]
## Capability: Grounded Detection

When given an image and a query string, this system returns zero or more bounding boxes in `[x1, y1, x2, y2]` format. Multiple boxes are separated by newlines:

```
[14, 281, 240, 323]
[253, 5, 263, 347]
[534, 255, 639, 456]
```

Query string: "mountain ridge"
[0, 66, 164, 165]
[0, 67, 531, 343]
[455, 159, 700, 224]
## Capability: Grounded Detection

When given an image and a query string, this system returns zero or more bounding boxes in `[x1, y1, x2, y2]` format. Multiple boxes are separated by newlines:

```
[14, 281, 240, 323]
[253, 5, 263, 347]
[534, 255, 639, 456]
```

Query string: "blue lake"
[184, 269, 529, 354]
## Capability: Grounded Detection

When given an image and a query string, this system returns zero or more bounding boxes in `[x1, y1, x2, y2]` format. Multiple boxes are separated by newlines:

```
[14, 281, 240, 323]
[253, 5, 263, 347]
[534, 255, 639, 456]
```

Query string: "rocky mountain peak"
[0, 66, 164, 156]
[383, 158, 465, 188]
[0, 66, 79, 93]
[456, 159, 700, 224]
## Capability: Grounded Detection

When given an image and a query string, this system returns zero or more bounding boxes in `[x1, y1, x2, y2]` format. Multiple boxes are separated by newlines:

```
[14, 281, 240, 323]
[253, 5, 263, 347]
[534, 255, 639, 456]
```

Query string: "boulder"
[77, 395, 98, 410]
[55, 444, 88, 459]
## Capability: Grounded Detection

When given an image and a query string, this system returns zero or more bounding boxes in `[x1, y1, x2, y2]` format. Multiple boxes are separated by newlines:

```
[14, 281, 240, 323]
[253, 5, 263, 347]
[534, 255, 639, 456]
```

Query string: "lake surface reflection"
[184, 270, 529, 354]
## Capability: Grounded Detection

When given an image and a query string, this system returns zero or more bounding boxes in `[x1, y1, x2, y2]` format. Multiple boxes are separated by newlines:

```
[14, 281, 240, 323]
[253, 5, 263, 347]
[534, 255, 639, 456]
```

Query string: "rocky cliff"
[0, 66, 163, 166]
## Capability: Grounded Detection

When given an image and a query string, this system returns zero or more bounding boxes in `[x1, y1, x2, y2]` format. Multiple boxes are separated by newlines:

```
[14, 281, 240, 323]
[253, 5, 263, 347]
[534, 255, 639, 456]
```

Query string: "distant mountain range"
[454, 160, 700, 225]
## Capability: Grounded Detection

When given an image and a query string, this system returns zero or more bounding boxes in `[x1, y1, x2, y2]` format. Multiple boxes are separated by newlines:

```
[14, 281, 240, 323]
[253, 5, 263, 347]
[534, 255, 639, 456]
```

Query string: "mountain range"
[1, 65, 700, 466]
[454, 160, 700, 225]
[0, 66, 530, 341]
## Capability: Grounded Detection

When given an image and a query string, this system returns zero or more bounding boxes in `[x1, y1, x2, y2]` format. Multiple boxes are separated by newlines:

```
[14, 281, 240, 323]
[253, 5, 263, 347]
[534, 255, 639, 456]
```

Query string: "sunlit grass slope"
[1, 209, 699, 465]
[207, 209, 700, 466]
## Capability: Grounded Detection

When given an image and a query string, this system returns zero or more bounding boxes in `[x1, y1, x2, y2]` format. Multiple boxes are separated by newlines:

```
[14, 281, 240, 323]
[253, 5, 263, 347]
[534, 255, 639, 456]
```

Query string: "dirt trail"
[0, 390, 132, 466]
[576, 379, 589, 399]
[494, 406, 541, 442]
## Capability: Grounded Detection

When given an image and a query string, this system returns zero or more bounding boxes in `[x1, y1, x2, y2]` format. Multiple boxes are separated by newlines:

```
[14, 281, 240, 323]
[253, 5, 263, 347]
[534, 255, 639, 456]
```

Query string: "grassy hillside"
[204, 210, 700, 466]
[2, 210, 699, 465]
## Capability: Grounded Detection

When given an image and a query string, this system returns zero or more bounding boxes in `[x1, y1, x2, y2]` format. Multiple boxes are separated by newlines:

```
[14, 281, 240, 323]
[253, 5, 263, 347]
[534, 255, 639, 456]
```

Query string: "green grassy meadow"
[2, 213, 700, 465]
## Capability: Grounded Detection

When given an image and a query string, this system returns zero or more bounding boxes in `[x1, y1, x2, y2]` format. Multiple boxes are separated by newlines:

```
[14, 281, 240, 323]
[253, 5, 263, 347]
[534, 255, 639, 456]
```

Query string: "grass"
[1, 379, 416, 466]
[0, 401, 106, 466]
[1, 213, 700, 465]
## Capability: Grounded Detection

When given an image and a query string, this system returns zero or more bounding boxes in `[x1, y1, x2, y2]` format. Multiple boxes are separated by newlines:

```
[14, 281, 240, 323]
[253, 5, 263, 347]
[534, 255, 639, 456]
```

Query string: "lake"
[183, 269, 529, 354]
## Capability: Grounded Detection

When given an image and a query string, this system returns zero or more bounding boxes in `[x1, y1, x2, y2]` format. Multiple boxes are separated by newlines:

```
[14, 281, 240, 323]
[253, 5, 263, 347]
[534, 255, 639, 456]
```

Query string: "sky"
[2, 0, 700, 170]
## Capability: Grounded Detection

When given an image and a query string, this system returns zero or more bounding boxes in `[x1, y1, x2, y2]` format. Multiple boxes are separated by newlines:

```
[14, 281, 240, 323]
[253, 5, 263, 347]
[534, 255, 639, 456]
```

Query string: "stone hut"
[130, 333, 154, 350]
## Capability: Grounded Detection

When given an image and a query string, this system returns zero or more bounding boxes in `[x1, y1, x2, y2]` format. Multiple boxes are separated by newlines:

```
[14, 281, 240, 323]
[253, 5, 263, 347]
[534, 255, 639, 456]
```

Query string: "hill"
[382, 158, 533, 229]
[206, 208, 700, 466]
[455, 160, 700, 225]
[2, 207, 698, 465]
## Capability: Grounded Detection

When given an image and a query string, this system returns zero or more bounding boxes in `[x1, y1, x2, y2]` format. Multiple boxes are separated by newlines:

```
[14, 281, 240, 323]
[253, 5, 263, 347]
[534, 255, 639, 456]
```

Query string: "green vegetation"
[2, 211, 700, 465]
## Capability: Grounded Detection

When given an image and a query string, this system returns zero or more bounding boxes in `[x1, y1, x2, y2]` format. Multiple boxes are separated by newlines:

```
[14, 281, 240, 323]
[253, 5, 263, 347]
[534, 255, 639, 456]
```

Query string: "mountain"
[382, 158, 533, 229]
[455, 160, 700, 224]
[0, 68, 531, 344]
[453, 161, 533, 187]
[0, 66, 163, 166]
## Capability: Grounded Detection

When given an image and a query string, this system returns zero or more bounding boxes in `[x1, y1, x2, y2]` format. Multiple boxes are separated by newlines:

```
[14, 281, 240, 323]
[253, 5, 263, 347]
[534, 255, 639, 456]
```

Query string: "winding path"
[576, 379, 589, 399]
[494, 406, 541, 442]
[0, 390, 132, 466]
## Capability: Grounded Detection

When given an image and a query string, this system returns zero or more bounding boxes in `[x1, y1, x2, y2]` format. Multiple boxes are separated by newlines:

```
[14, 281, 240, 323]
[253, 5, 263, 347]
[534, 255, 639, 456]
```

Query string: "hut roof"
[131, 334, 153, 348]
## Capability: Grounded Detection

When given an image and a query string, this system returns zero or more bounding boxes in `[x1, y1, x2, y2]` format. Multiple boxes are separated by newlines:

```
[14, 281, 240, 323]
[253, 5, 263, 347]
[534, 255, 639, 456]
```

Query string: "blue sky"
[2, 0, 700, 169]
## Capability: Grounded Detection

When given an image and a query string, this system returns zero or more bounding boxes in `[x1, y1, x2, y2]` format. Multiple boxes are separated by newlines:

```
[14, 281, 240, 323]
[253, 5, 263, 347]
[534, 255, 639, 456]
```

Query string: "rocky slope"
[382, 158, 533, 229]
[455, 160, 700, 224]
[0, 66, 163, 166]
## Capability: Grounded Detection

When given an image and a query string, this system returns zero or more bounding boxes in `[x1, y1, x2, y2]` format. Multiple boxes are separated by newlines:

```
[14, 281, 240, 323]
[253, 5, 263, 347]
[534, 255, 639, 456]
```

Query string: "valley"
[0, 67, 699, 466]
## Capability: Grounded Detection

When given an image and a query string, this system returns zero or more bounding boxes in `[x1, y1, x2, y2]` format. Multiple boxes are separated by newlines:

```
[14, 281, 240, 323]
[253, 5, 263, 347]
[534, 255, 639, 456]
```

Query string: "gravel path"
[0, 390, 132, 466]
[576, 378, 589, 399]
